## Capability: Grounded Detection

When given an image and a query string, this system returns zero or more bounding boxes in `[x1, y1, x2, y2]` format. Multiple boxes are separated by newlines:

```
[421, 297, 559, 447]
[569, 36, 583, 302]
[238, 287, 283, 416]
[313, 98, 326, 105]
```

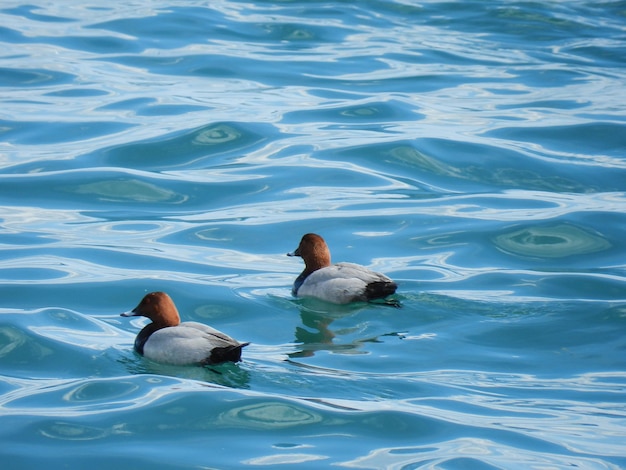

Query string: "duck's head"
[121, 291, 181, 328]
[287, 233, 331, 272]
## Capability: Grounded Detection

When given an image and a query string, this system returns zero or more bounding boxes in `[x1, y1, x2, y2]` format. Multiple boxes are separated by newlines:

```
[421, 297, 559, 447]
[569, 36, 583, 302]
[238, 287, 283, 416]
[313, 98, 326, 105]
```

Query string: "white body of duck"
[121, 292, 248, 366]
[288, 233, 398, 305]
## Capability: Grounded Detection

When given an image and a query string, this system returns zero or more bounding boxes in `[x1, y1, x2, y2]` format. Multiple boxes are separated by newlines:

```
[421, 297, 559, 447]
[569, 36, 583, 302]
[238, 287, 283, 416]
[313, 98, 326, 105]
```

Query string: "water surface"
[1, 1, 625, 468]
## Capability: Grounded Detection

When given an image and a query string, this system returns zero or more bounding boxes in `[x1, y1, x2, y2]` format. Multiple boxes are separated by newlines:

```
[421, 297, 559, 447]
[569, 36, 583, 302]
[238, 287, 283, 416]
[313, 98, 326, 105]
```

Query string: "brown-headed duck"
[121, 292, 248, 365]
[288, 233, 398, 305]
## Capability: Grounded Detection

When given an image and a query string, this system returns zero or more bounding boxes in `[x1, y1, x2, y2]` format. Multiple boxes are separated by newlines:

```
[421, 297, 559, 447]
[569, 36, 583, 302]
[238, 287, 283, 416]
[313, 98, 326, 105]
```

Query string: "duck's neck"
[295, 253, 330, 295]
[305, 249, 331, 273]
[298, 260, 324, 283]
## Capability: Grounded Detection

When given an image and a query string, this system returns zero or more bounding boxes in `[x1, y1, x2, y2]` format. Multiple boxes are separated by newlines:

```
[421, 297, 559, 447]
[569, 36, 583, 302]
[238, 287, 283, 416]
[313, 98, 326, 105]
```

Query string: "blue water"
[1, 0, 625, 468]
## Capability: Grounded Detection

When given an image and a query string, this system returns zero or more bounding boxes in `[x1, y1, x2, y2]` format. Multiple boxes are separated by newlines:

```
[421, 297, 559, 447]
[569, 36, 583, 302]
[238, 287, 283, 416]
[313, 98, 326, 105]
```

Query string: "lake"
[1, 1, 625, 468]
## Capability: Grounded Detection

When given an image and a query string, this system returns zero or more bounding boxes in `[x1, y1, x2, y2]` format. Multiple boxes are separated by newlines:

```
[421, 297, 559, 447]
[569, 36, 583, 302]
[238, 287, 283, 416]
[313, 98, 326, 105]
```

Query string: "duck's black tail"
[365, 281, 401, 308]
[365, 281, 397, 299]
[207, 342, 250, 364]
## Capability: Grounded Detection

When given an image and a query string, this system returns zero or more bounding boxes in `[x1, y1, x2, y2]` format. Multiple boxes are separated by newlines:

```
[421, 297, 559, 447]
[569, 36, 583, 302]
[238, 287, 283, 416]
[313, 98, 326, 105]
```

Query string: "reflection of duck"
[296, 309, 335, 342]
[290, 309, 339, 358]
[288, 233, 398, 305]
[121, 292, 248, 366]
[289, 302, 376, 358]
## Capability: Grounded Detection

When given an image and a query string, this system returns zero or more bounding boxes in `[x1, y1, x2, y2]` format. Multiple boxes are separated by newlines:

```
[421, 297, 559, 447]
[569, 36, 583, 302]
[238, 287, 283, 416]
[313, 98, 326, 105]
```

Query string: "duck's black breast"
[292, 272, 309, 296]
[134, 323, 158, 355]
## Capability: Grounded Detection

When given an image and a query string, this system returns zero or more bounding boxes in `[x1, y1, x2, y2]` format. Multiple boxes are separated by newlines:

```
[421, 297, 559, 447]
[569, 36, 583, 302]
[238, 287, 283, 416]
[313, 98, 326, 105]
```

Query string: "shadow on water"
[118, 353, 252, 389]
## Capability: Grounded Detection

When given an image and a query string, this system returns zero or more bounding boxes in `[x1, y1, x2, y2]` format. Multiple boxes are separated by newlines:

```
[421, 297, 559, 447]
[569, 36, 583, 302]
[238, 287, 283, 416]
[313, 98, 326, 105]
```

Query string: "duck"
[121, 292, 248, 366]
[287, 233, 398, 305]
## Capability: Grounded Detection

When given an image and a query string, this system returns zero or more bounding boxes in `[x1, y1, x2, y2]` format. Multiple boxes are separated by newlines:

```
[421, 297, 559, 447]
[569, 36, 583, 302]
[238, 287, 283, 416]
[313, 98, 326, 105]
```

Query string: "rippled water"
[1, 1, 625, 468]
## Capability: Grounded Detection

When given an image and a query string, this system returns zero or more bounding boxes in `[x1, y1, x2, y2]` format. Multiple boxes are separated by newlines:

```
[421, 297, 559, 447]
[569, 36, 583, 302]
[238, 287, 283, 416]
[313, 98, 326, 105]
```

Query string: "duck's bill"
[120, 308, 139, 317]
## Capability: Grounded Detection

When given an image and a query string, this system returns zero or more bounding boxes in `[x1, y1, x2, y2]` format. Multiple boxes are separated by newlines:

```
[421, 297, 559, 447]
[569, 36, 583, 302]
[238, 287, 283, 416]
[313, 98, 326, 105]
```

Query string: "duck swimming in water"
[121, 292, 248, 365]
[288, 233, 398, 305]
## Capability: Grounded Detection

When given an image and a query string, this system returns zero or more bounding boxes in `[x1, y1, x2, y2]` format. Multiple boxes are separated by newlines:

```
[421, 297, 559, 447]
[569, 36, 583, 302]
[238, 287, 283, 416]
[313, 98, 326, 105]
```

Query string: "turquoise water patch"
[72, 178, 185, 204]
[96, 122, 276, 170]
[494, 223, 611, 259]
[0, 120, 134, 145]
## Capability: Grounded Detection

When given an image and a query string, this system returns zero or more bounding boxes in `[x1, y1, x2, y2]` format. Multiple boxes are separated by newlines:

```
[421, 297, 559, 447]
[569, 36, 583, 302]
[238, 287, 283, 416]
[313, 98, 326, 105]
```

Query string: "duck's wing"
[298, 264, 368, 304]
[180, 321, 240, 344]
[298, 263, 395, 304]
[143, 324, 245, 365]
[333, 262, 394, 283]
